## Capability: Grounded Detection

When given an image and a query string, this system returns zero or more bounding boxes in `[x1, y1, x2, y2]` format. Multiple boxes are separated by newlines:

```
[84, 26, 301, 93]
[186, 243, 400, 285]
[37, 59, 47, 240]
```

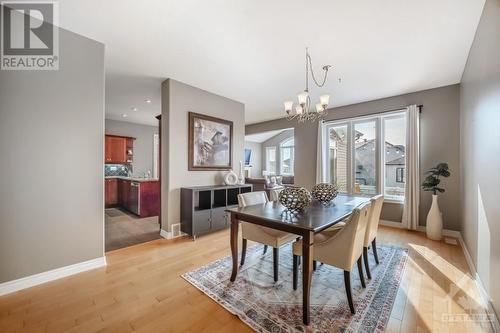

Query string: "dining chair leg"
[273, 247, 279, 282]
[313, 260, 317, 271]
[363, 247, 371, 279]
[263, 245, 268, 255]
[372, 238, 380, 264]
[357, 257, 366, 288]
[292, 255, 298, 290]
[240, 239, 247, 266]
[344, 271, 355, 314]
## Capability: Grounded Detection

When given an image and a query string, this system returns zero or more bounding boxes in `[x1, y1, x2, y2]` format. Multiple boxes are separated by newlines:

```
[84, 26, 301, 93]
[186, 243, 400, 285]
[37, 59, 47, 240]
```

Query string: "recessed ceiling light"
[122, 114, 128, 118]
[145, 99, 151, 104]
[132, 107, 138, 111]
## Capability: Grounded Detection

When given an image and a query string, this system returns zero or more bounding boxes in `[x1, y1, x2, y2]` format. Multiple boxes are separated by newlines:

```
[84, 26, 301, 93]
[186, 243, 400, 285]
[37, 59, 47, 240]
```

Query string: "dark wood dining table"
[226, 194, 370, 325]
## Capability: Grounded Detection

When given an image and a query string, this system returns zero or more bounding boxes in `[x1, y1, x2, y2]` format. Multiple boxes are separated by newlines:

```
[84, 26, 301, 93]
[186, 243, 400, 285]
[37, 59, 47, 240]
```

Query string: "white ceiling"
[245, 129, 292, 143]
[58, 0, 485, 125]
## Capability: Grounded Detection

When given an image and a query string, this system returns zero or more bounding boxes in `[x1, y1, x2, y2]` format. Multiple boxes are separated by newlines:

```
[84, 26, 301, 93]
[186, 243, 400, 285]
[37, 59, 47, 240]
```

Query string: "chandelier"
[284, 48, 332, 122]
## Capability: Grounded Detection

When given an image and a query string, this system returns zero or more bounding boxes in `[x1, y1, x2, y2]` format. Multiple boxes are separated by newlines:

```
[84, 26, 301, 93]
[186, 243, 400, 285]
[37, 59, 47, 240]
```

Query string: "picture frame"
[188, 112, 233, 171]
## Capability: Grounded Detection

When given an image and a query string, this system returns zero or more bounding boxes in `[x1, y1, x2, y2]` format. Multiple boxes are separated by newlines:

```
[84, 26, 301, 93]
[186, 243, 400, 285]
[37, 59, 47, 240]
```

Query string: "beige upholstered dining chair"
[291, 201, 372, 314]
[362, 194, 384, 279]
[238, 191, 297, 282]
[269, 188, 283, 202]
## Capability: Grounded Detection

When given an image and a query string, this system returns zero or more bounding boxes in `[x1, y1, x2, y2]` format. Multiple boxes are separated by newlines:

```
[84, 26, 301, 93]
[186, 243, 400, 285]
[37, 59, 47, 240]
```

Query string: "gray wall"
[0, 27, 105, 282]
[261, 129, 294, 175]
[161, 79, 245, 232]
[460, 0, 500, 316]
[105, 119, 159, 177]
[244, 141, 262, 178]
[246, 84, 461, 228]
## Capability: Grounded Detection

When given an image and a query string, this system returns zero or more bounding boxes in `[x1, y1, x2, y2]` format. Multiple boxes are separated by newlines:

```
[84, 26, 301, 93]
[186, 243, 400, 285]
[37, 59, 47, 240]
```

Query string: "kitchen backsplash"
[105, 164, 131, 177]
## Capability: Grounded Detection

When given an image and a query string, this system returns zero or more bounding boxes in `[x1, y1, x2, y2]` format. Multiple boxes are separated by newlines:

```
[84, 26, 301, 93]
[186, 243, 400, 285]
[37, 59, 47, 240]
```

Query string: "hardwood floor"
[0, 226, 493, 332]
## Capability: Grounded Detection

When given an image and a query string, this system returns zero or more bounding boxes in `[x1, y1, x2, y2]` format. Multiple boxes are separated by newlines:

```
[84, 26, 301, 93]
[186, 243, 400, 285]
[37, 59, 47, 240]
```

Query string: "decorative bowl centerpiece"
[311, 183, 338, 204]
[278, 187, 312, 212]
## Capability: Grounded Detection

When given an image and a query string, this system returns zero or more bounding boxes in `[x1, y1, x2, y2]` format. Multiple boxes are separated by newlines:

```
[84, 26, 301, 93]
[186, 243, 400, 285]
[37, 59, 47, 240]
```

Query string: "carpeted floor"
[105, 208, 161, 252]
[183, 243, 408, 333]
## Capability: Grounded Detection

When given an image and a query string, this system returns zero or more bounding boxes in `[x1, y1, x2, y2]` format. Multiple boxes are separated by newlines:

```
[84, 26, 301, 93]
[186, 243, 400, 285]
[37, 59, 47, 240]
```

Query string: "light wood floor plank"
[0, 226, 493, 332]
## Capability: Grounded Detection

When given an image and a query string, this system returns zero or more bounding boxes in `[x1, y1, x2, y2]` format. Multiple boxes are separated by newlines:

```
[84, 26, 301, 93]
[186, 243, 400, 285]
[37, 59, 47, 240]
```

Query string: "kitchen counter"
[105, 177, 160, 217]
[105, 176, 159, 182]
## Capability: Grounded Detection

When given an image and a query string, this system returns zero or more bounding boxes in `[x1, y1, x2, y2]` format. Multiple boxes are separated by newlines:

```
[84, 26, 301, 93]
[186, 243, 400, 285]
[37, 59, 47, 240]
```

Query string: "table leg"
[230, 213, 239, 282]
[302, 231, 314, 325]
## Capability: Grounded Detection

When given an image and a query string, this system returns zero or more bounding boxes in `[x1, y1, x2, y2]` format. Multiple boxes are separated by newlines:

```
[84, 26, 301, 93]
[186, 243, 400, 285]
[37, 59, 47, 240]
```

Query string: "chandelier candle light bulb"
[320, 94, 330, 107]
[284, 101, 294, 113]
[298, 91, 309, 106]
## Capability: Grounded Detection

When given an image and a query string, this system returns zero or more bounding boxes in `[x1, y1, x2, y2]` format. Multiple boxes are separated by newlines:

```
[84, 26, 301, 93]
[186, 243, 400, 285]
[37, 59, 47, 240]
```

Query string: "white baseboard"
[457, 235, 500, 332]
[160, 228, 172, 239]
[160, 225, 186, 240]
[380, 219, 406, 229]
[0, 256, 107, 296]
[415, 225, 461, 238]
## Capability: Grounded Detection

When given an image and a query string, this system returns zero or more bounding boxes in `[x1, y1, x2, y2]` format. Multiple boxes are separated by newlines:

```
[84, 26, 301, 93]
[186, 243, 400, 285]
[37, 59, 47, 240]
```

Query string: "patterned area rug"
[182, 243, 408, 332]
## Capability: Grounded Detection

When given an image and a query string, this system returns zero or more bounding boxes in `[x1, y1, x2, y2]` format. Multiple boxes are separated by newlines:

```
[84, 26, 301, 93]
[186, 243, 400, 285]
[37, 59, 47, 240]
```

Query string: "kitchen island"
[105, 176, 160, 218]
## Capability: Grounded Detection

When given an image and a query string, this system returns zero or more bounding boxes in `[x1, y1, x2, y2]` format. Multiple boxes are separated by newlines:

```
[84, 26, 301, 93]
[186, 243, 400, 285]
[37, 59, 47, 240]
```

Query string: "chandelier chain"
[306, 51, 331, 88]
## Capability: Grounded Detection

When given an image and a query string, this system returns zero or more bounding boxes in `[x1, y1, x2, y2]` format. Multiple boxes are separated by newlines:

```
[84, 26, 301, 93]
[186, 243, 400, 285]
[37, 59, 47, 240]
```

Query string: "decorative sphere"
[311, 183, 338, 204]
[278, 187, 312, 212]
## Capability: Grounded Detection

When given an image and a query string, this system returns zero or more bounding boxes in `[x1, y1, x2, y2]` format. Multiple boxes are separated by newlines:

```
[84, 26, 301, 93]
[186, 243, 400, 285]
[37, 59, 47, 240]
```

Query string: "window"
[383, 115, 406, 201]
[354, 120, 377, 195]
[324, 111, 406, 201]
[280, 137, 294, 175]
[396, 168, 405, 183]
[265, 147, 276, 174]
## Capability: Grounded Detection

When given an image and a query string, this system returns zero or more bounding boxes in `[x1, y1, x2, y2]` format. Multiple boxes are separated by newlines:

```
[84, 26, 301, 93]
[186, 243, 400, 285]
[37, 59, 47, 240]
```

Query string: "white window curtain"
[402, 105, 420, 230]
[316, 121, 327, 183]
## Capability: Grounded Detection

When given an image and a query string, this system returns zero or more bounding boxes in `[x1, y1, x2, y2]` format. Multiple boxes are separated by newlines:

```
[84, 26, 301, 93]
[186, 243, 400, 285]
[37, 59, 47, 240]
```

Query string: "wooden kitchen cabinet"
[118, 179, 130, 210]
[105, 178, 118, 207]
[139, 181, 160, 218]
[106, 178, 159, 217]
[105, 135, 134, 164]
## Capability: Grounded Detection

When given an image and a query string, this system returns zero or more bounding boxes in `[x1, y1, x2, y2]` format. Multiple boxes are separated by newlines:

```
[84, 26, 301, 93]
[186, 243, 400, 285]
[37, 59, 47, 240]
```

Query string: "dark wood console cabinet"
[181, 184, 252, 238]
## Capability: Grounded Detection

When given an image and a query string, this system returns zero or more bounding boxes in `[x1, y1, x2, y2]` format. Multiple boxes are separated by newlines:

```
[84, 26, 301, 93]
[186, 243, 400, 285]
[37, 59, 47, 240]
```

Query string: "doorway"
[104, 116, 161, 251]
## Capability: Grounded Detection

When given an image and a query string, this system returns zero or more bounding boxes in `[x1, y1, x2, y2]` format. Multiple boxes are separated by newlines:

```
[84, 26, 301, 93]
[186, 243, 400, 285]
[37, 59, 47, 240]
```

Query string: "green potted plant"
[422, 163, 450, 240]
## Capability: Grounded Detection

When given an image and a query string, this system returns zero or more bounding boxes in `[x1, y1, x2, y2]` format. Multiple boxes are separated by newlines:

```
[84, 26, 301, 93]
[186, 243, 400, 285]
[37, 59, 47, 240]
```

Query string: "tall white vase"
[238, 161, 245, 185]
[426, 194, 443, 240]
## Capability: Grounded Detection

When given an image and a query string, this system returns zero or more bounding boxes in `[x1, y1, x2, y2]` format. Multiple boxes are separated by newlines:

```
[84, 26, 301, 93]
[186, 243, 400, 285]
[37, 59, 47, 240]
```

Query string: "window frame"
[323, 110, 406, 203]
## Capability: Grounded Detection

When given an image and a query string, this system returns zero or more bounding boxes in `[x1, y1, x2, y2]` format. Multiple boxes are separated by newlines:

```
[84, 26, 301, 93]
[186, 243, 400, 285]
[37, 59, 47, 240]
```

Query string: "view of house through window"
[280, 137, 294, 175]
[325, 111, 406, 201]
[354, 120, 377, 195]
[328, 124, 348, 192]
[383, 115, 406, 200]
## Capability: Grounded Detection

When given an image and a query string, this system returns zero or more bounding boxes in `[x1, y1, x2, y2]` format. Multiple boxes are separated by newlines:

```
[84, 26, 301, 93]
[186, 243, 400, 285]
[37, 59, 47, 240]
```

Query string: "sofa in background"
[245, 176, 295, 198]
